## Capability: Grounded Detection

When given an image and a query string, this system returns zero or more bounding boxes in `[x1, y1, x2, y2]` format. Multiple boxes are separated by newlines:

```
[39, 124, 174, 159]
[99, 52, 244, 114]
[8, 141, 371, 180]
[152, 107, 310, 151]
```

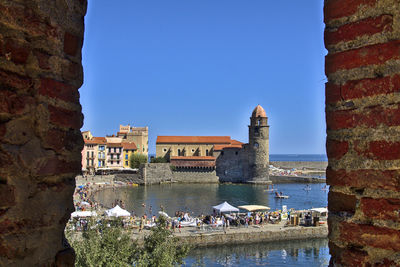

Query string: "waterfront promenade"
[133, 221, 328, 247]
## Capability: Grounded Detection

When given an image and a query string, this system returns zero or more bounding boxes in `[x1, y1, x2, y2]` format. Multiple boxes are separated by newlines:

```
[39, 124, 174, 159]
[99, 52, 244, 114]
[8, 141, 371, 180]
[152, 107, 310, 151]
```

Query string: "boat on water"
[274, 191, 290, 199]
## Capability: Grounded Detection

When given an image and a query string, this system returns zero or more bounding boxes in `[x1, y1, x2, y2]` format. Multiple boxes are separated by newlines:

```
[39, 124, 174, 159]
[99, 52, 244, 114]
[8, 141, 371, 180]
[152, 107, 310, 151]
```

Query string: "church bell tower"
[247, 105, 270, 183]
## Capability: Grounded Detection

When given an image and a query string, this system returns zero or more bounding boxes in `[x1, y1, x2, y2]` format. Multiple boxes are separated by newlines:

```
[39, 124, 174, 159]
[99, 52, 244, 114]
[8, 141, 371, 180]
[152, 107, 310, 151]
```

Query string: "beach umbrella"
[238, 205, 270, 212]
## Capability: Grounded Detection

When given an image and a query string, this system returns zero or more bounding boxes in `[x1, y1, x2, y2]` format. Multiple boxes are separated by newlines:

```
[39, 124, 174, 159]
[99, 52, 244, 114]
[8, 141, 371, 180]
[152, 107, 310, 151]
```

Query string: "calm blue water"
[95, 183, 328, 217]
[270, 154, 327, 162]
[185, 238, 329, 267]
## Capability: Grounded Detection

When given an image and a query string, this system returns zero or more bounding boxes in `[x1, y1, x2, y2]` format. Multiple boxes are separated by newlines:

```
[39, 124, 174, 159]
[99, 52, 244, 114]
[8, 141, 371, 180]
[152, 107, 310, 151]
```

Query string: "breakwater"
[271, 161, 327, 170]
[270, 175, 326, 184]
[134, 224, 328, 248]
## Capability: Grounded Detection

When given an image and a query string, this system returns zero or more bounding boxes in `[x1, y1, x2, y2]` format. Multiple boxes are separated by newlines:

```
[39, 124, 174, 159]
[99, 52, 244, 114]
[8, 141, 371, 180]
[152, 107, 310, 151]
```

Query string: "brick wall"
[324, 0, 400, 266]
[0, 0, 86, 266]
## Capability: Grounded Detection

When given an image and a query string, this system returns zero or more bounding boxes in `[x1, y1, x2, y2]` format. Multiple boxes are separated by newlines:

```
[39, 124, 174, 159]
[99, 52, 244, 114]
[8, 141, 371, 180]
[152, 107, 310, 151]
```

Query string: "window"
[254, 142, 259, 149]
[125, 161, 128, 165]
[117, 155, 120, 159]
[143, 147, 145, 152]
[258, 119, 261, 126]
[108, 148, 111, 153]
[178, 149, 181, 156]
[86, 159, 89, 166]
[235, 151, 238, 155]
[87, 151, 89, 157]
[191, 149, 195, 153]
[91, 151, 94, 158]
[117, 160, 120, 165]
[163, 148, 167, 152]
[125, 154, 128, 159]
[206, 149, 209, 156]
[114, 147, 116, 153]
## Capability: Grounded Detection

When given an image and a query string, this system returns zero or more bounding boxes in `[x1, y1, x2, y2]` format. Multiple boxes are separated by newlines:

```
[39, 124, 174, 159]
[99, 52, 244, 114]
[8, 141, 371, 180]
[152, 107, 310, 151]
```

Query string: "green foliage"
[67, 218, 138, 267]
[137, 216, 191, 266]
[67, 217, 191, 267]
[170, 165, 176, 171]
[129, 153, 148, 168]
[150, 157, 168, 163]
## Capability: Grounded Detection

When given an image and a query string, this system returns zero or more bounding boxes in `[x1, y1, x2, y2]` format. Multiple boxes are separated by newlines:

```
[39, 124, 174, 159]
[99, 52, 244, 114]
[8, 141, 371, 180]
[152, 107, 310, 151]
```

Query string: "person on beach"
[178, 221, 181, 233]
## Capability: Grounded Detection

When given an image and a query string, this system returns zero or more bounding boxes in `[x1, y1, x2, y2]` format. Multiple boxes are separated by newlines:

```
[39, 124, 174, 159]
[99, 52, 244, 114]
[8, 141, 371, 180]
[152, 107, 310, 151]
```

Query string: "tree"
[137, 216, 191, 266]
[150, 156, 168, 163]
[129, 153, 148, 168]
[67, 216, 191, 267]
[67, 218, 138, 267]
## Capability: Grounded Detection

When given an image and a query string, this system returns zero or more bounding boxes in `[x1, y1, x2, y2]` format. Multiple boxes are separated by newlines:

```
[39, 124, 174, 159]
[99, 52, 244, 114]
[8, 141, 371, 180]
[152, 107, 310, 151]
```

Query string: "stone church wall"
[216, 148, 246, 183]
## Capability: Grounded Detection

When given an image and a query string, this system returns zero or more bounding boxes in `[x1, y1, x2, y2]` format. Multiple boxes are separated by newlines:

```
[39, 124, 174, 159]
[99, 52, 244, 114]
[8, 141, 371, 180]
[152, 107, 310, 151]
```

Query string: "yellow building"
[122, 142, 137, 168]
[117, 124, 149, 156]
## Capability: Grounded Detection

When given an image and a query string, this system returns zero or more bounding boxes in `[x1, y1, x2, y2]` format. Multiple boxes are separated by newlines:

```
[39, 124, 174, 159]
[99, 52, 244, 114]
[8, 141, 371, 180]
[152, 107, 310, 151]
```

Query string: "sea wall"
[139, 163, 173, 184]
[174, 225, 328, 247]
[172, 169, 219, 183]
[271, 161, 328, 170]
[270, 175, 326, 184]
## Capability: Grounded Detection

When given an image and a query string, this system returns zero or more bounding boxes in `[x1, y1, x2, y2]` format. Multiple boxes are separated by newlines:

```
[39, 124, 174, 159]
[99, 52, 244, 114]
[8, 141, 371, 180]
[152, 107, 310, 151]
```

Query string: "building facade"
[156, 105, 270, 183]
[117, 124, 149, 156]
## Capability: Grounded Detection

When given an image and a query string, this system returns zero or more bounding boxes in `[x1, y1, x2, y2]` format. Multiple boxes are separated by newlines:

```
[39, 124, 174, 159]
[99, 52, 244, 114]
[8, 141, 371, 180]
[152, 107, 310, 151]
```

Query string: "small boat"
[274, 192, 289, 199]
[321, 185, 328, 191]
[275, 195, 290, 199]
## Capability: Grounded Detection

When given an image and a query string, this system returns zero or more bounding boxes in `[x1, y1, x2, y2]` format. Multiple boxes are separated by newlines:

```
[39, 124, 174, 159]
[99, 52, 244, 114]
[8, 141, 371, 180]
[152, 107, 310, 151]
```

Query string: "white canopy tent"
[71, 211, 97, 218]
[105, 205, 131, 217]
[212, 201, 239, 213]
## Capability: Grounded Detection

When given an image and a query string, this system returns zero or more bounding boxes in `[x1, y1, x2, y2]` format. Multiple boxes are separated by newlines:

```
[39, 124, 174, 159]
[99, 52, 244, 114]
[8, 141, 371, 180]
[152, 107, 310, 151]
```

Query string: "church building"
[155, 105, 271, 183]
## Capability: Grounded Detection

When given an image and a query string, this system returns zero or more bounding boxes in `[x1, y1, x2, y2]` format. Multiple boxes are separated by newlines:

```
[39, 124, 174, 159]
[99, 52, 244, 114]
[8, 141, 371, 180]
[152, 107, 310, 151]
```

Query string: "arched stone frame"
[0, 0, 399, 266]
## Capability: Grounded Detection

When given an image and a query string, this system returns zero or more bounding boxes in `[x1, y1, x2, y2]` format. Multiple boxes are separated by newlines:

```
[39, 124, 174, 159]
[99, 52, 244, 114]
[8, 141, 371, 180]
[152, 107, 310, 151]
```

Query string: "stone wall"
[324, 0, 400, 265]
[172, 169, 219, 183]
[270, 176, 326, 184]
[216, 147, 245, 183]
[0, 0, 86, 265]
[271, 161, 328, 170]
[139, 163, 173, 184]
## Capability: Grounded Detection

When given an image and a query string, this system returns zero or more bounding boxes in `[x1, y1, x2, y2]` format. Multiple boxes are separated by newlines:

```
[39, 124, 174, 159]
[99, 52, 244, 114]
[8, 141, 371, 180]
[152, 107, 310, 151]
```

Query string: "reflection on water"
[94, 183, 328, 217]
[185, 238, 330, 267]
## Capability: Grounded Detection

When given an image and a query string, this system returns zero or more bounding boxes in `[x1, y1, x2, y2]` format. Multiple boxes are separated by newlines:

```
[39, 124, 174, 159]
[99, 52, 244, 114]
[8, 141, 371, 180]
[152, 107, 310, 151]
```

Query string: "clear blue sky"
[80, 1, 327, 155]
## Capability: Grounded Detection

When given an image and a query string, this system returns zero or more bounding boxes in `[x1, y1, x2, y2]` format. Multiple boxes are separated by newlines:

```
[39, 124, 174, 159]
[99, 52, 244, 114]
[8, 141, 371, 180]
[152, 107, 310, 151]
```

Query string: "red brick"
[325, 40, 400, 74]
[329, 242, 370, 266]
[325, 82, 342, 104]
[64, 32, 80, 56]
[328, 191, 357, 213]
[37, 158, 81, 176]
[0, 90, 34, 115]
[326, 105, 400, 130]
[324, 0, 378, 21]
[341, 74, 400, 101]
[361, 197, 400, 222]
[355, 141, 400, 160]
[0, 70, 32, 91]
[327, 168, 400, 191]
[340, 222, 400, 251]
[48, 105, 82, 129]
[39, 78, 78, 103]
[0, 184, 15, 208]
[326, 139, 349, 159]
[325, 15, 393, 45]
[43, 128, 83, 152]
[33, 50, 50, 70]
[4, 39, 30, 64]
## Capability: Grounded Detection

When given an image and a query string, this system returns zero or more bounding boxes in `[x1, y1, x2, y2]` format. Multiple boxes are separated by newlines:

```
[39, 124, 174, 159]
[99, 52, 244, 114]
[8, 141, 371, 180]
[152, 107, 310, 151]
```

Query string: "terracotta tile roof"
[107, 143, 122, 147]
[213, 139, 244, 151]
[252, 105, 267, 118]
[84, 137, 107, 145]
[170, 156, 216, 160]
[122, 142, 137, 150]
[156, 136, 231, 144]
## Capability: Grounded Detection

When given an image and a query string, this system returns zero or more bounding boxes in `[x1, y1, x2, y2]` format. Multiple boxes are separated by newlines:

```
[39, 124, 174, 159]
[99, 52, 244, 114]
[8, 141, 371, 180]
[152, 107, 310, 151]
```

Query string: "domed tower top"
[251, 105, 267, 118]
